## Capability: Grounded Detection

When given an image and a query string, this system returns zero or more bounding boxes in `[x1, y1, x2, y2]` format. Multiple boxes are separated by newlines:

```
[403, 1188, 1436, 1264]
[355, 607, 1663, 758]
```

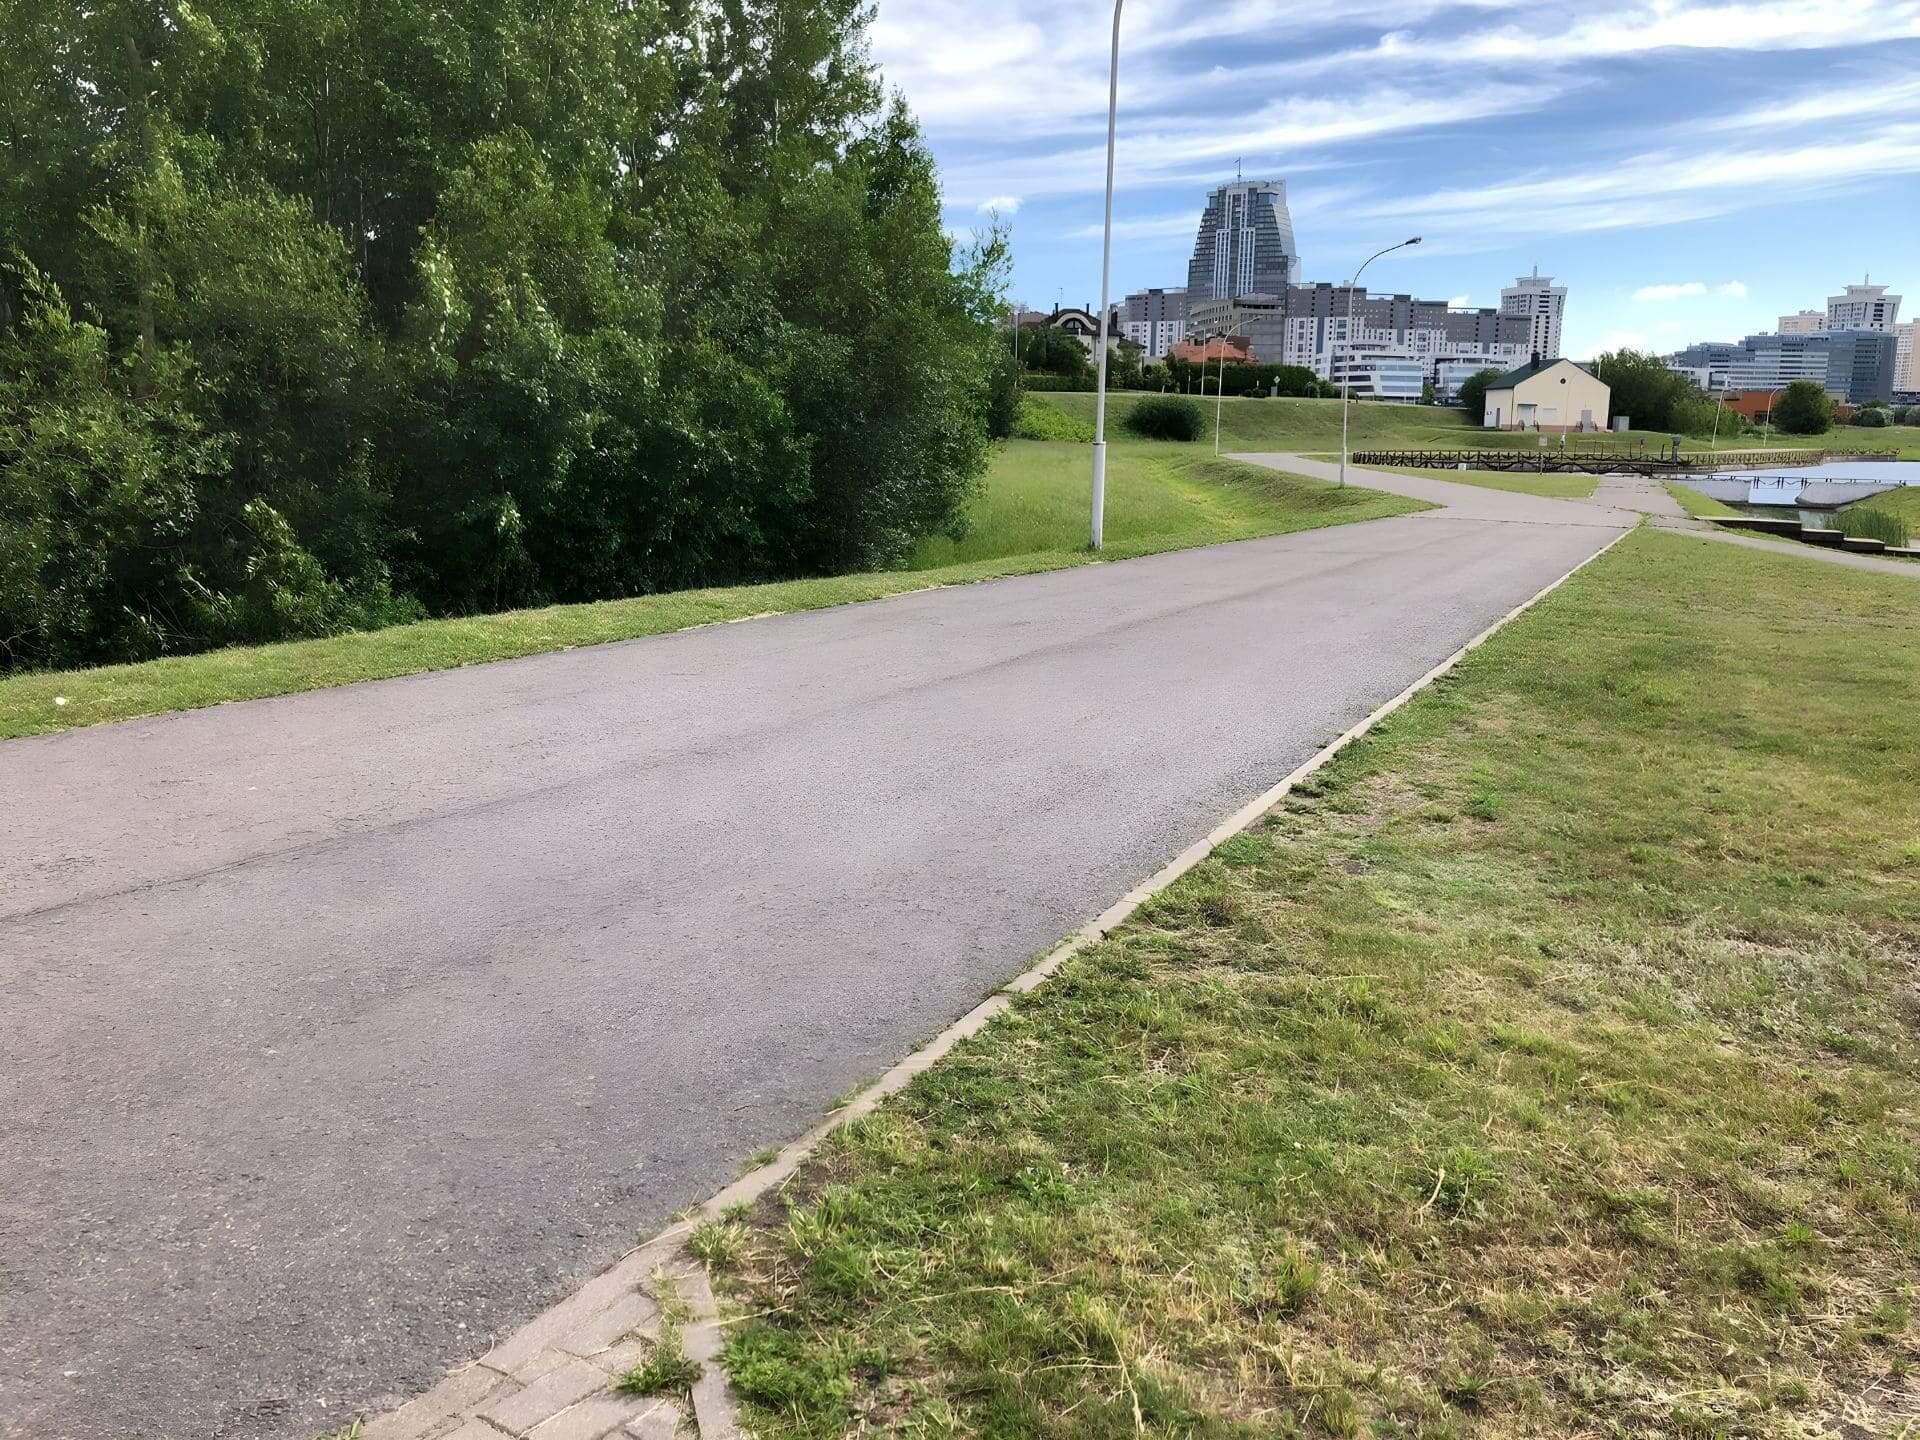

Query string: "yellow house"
[1482, 358, 1612, 432]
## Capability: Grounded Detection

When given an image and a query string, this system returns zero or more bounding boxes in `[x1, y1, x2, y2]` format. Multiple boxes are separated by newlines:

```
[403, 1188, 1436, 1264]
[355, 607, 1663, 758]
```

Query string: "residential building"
[1278, 284, 1532, 380]
[1186, 179, 1301, 304]
[1481, 357, 1610, 432]
[1778, 309, 1826, 334]
[1115, 287, 1188, 360]
[1895, 319, 1918, 392]
[1499, 268, 1567, 359]
[1826, 280, 1901, 332]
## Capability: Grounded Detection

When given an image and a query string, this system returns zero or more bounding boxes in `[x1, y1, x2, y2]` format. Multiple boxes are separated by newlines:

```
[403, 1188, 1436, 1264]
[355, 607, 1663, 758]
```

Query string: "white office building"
[1500, 268, 1567, 359]
[1435, 356, 1521, 402]
[1894, 319, 1918, 392]
[1329, 348, 1425, 403]
[1826, 281, 1901, 333]
[1778, 310, 1826, 335]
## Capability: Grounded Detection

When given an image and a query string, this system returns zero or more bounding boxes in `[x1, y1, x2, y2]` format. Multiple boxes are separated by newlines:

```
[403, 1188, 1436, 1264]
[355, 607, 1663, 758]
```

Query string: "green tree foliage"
[0, 0, 1002, 669]
[1848, 405, 1891, 428]
[1456, 368, 1502, 418]
[1018, 326, 1095, 381]
[1771, 381, 1834, 436]
[1591, 349, 1729, 436]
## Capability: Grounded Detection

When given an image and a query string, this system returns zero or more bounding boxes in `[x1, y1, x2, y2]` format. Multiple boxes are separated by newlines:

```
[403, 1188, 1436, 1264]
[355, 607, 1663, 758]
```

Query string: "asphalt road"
[1, 476, 1629, 1440]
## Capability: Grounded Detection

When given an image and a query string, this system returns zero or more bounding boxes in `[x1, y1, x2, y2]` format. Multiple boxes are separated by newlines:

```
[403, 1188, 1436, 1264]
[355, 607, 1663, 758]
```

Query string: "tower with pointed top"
[1186, 179, 1301, 304]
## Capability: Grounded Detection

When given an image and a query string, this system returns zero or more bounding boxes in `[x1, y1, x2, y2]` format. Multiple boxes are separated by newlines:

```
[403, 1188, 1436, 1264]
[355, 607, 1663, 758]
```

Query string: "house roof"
[1486, 357, 1598, 391]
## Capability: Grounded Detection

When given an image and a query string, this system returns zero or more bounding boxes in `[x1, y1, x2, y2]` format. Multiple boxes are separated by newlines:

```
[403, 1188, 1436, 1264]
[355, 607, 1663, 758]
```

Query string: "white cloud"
[939, 82, 1554, 207]
[1717, 281, 1749, 298]
[1354, 123, 1920, 246]
[976, 195, 1022, 214]
[1448, 294, 1471, 307]
[1635, 282, 1708, 300]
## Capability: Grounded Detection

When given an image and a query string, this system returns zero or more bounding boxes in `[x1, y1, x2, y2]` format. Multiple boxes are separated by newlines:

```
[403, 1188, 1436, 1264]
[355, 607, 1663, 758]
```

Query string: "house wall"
[1483, 363, 1612, 430]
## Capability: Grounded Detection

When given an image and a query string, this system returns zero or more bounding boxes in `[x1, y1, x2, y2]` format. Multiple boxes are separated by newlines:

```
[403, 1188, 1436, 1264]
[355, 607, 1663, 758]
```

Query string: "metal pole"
[1089, 0, 1124, 550]
[1338, 237, 1421, 489]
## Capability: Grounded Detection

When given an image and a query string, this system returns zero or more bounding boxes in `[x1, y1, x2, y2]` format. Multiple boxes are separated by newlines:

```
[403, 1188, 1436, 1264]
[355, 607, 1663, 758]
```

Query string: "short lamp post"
[1338, 236, 1422, 488]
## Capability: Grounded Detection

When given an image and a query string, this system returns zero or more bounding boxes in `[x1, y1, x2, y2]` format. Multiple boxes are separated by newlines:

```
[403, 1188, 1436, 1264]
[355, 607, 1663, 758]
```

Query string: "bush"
[1833, 508, 1910, 546]
[1009, 394, 1094, 442]
[1849, 406, 1891, 428]
[1122, 395, 1206, 441]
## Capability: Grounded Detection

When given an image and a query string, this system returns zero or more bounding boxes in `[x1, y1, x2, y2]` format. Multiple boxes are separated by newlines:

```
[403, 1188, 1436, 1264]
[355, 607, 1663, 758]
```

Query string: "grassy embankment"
[1664, 483, 1742, 518]
[703, 530, 1920, 1440]
[0, 439, 1423, 739]
[1378, 466, 1598, 500]
[1033, 392, 1920, 460]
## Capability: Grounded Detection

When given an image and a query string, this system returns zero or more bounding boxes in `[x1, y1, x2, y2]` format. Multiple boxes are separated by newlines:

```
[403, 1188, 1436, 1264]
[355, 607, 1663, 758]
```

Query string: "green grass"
[714, 529, 1920, 1440]
[1376, 464, 1599, 499]
[1664, 482, 1743, 518]
[911, 442, 1424, 569]
[1033, 393, 1920, 460]
[0, 441, 1424, 739]
[1859, 485, 1920, 533]
[1832, 507, 1912, 548]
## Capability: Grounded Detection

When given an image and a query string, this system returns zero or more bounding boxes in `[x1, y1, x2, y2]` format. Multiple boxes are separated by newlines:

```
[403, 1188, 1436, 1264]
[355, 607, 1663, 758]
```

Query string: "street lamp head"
[1407, 236, 1424, 246]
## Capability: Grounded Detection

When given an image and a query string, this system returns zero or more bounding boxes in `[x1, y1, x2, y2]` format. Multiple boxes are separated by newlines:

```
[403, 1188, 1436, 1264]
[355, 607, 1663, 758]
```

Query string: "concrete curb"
[344, 525, 1631, 1440]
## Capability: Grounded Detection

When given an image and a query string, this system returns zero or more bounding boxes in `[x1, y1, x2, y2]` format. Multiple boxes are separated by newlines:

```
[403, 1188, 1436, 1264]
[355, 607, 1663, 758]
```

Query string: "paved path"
[3, 468, 1637, 1440]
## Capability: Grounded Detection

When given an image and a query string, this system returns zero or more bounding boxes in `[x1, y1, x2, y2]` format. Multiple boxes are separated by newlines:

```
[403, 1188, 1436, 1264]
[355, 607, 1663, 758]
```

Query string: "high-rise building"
[1778, 310, 1826, 334]
[1115, 287, 1188, 360]
[1499, 268, 1567, 359]
[1186, 180, 1301, 304]
[1893, 319, 1917, 392]
[1826, 280, 1901, 332]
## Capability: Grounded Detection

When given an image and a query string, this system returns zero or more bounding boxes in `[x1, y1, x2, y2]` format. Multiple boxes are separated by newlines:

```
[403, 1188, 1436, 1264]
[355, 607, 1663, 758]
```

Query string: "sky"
[865, 0, 1920, 360]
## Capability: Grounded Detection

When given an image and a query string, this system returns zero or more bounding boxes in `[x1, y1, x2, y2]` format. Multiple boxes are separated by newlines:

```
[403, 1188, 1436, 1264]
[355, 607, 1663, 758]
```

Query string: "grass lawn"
[1031, 394, 1920, 461]
[1374, 464, 1599, 500]
[0, 442, 1424, 739]
[707, 529, 1920, 1440]
[1664, 482, 1743, 518]
[1859, 486, 1920, 531]
[912, 442, 1421, 568]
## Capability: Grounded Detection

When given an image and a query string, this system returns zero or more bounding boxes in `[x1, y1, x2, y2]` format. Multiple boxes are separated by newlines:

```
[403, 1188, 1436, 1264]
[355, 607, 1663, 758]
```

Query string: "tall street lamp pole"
[1089, 0, 1124, 550]
[1338, 236, 1422, 489]
[1213, 318, 1252, 457]
[1763, 384, 1786, 444]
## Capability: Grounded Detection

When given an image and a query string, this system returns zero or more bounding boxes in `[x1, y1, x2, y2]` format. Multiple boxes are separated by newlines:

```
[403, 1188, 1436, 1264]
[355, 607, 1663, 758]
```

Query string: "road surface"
[1, 466, 1631, 1439]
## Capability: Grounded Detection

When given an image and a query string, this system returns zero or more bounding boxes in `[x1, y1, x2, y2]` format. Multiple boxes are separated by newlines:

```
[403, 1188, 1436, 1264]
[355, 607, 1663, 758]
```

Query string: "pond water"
[1712, 460, 1920, 485]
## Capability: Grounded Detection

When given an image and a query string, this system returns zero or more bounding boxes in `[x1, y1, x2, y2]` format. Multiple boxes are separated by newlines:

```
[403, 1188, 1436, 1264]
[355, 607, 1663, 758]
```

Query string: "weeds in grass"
[714, 532, 1920, 1439]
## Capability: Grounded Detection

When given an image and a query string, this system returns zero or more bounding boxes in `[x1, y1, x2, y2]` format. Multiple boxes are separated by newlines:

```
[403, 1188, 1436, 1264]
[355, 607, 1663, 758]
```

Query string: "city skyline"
[867, 0, 1920, 361]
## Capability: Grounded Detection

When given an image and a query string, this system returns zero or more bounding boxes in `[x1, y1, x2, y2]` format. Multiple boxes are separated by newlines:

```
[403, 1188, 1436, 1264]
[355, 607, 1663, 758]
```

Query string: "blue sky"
[866, 0, 1920, 359]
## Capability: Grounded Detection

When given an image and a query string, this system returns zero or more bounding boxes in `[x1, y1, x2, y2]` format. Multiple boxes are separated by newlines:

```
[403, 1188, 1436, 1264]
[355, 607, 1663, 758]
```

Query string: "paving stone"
[441, 1423, 511, 1440]
[480, 1358, 610, 1435]
[360, 1365, 514, 1440]
[510, 1347, 582, 1386]
[623, 1400, 684, 1438]
[526, 1394, 647, 1440]
[588, 1338, 649, 1378]
[688, 1368, 739, 1440]
[560, 1290, 660, 1359]
[483, 1244, 673, 1375]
